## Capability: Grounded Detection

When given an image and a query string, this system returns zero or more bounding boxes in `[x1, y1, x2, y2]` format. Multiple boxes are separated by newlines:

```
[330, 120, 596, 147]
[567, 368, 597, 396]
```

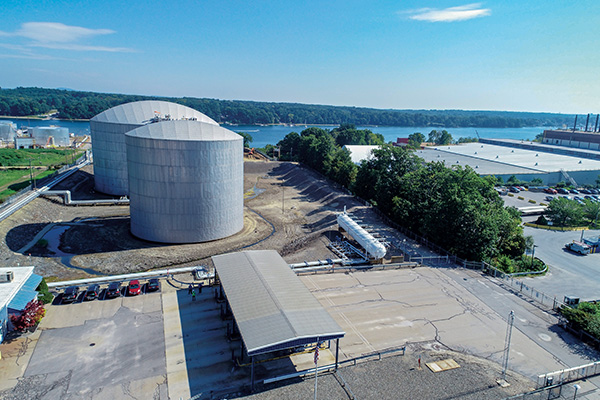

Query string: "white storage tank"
[337, 212, 387, 259]
[90, 100, 218, 196]
[0, 121, 16, 142]
[29, 126, 70, 147]
[126, 120, 243, 243]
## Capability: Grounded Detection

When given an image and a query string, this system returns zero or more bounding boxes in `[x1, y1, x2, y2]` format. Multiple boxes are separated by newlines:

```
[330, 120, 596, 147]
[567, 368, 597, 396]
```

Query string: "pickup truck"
[566, 241, 591, 255]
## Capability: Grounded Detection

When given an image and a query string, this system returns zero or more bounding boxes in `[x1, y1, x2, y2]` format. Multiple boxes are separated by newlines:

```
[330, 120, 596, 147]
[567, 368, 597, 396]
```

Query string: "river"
[1, 117, 548, 149]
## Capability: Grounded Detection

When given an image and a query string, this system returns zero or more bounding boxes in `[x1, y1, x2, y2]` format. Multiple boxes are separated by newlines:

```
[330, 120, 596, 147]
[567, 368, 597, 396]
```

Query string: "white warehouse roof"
[91, 100, 218, 126]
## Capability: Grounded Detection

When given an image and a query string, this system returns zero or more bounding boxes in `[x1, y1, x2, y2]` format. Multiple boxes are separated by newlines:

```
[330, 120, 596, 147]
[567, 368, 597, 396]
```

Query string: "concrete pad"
[300, 267, 565, 379]
[42, 297, 122, 329]
[162, 289, 190, 400]
[0, 330, 41, 392]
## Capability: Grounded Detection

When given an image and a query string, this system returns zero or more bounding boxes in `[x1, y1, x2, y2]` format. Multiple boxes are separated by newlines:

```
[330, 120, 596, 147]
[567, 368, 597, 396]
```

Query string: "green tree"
[237, 131, 253, 148]
[546, 197, 585, 227]
[353, 144, 421, 211]
[407, 132, 425, 148]
[326, 148, 357, 187]
[530, 178, 544, 186]
[277, 131, 301, 161]
[428, 130, 453, 145]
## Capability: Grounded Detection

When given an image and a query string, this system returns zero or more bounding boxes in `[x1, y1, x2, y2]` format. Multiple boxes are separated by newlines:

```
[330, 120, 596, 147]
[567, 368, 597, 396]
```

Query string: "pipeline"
[288, 258, 366, 269]
[42, 190, 130, 206]
[47, 266, 212, 289]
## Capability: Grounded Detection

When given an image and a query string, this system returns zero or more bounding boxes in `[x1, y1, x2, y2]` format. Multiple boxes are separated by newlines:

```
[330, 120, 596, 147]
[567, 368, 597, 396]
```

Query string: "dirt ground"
[0, 159, 397, 281]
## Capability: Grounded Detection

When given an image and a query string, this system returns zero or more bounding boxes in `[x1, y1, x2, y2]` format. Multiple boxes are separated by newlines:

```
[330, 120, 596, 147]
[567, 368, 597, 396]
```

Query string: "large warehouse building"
[126, 120, 244, 243]
[90, 101, 218, 196]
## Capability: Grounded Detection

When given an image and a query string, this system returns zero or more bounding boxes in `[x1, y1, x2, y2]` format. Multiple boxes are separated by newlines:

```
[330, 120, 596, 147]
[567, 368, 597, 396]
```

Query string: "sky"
[1, 1, 599, 114]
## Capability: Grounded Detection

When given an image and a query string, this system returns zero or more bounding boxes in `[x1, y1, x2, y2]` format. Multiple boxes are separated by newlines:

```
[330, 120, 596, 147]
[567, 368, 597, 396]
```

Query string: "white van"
[566, 241, 591, 255]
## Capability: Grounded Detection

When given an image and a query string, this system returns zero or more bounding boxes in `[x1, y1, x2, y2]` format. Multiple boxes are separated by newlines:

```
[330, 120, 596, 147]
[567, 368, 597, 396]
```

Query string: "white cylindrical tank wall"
[91, 100, 218, 196]
[126, 120, 243, 243]
[337, 212, 387, 259]
[0, 121, 16, 141]
[29, 126, 70, 147]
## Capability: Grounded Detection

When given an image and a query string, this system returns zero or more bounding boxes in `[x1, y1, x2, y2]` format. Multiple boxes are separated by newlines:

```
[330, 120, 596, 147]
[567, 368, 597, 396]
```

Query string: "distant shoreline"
[0, 115, 90, 122]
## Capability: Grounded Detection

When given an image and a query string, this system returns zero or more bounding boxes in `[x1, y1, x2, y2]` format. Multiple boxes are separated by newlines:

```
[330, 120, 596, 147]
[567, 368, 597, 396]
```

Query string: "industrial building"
[416, 140, 600, 186]
[542, 129, 600, 151]
[29, 126, 70, 147]
[91, 101, 218, 196]
[0, 267, 42, 344]
[126, 120, 243, 243]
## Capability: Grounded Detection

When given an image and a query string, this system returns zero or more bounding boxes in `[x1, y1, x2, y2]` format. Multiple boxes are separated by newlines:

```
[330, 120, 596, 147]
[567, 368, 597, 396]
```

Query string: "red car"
[127, 279, 141, 296]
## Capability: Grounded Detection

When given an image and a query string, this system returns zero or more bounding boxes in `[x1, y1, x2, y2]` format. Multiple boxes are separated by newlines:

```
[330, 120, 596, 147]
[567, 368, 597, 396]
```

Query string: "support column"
[335, 339, 340, 371]
[251, 356, 255, 392]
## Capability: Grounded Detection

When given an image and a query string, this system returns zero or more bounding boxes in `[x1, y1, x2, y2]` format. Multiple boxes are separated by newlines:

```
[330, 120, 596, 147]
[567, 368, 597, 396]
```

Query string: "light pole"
[501, 310, 515, 381]
[530, 245, 538, 269]
[573, 383, 580, 399]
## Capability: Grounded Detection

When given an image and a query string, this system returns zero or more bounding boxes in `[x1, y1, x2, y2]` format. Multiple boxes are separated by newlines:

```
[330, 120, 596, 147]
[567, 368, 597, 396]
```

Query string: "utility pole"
[502, 310, 515, 381]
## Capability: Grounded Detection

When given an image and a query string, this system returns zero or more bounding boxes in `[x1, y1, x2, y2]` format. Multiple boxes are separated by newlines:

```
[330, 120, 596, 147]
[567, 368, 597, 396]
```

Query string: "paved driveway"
[522, 227, 600, 301]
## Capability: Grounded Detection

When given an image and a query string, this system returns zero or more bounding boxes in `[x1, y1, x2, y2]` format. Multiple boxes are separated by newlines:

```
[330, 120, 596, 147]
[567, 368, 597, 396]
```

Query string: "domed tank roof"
[91, 100, 218, 126]
[125, 120, 241, 141]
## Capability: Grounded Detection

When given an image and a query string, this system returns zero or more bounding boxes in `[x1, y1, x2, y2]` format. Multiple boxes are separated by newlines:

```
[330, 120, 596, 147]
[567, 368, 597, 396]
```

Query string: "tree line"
[277, 125, 526, 261]
[0, 87, 574, 127]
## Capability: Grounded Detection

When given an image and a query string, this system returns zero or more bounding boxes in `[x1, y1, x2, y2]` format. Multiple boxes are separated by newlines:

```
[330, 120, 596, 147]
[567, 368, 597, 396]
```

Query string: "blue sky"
[1, 1, 599, 113]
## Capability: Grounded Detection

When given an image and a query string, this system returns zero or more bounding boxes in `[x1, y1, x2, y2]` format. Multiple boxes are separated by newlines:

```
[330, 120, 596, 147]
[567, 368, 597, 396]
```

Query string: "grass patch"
[0, 148, 82, 167]
[491, 254, 546, 274]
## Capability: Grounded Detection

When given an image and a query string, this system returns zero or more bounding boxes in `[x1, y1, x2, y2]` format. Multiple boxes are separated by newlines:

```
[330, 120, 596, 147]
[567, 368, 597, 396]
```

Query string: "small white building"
[0, 267, 42, 343]
[343, 145, 381, 164]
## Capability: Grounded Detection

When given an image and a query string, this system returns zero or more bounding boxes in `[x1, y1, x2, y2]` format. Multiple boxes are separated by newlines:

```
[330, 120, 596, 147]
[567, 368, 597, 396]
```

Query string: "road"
[521, 226, 600, 301]
[0, 156, 91, 222]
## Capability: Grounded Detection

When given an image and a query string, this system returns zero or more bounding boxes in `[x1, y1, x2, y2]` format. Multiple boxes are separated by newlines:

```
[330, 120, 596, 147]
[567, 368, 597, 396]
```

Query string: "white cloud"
[16, 22, 114, 43]
[31, 43, 135, 52]
[407, 3, 491, 22]
[0, 22, 134, 52]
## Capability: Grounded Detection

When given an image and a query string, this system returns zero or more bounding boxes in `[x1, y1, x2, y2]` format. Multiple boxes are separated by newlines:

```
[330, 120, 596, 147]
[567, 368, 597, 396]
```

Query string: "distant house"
[343, 145, 381, 164]
[0, 267, 42, 343]
[394, 138, 410, 147]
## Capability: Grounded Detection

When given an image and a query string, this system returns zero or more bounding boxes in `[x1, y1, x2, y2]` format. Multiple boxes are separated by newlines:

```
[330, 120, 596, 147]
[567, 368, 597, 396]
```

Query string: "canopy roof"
[212, 250, 344, 357]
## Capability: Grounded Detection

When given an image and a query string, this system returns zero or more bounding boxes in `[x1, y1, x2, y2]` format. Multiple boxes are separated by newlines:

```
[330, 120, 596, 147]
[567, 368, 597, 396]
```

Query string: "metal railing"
[536, 361, 600, 389]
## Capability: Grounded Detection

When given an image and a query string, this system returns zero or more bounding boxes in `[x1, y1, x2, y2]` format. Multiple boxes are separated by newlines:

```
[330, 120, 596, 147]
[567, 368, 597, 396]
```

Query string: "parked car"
[128, 279, 141, 296]
[557, 188, 569, 194]
[106, 282, 121, 298]
[590, 189, 599, 194]
[516, 186, 526, 191]
[62, 286, 79, 303]
[84, 284, 100, 301]
[581, 189, 592, 194]
[574, 196, 584, 201]
[544, 188, 558, 194]
[147, 278, 160, 292]
[544, 196, 554, 202]
[509, 186, 520, 193]
[570, 189, 579, 194]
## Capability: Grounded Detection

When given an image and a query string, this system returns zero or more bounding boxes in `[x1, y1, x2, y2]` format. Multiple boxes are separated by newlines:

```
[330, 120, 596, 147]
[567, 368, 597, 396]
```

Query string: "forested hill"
[0, 87, 574, 128]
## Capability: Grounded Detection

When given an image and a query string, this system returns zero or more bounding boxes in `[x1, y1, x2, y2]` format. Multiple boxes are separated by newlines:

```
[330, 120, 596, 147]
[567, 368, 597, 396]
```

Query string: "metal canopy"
[212, 250, 344, 357]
